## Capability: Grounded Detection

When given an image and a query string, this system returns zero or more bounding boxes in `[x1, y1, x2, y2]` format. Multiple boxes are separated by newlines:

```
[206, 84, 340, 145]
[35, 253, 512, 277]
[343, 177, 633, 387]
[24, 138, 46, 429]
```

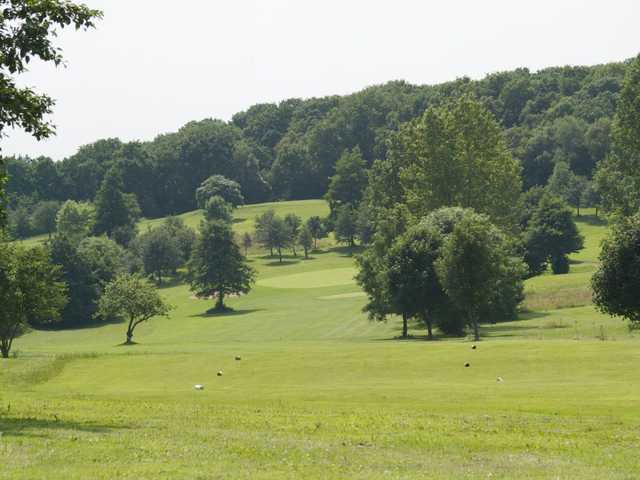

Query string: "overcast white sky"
[2, 0, 639, 159]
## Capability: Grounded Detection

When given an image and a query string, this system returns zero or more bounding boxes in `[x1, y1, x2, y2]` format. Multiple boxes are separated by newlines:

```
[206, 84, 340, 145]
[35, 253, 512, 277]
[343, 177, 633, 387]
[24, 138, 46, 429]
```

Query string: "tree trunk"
[595, 206, 599, 218]
[292, 245, 297, 257]
[402, 313, 408, 338]
[0, 341, 9, 358]
[270, 247, 274, 257]
[216, 291, 225, 311]
[125, 316, 135, 344]
[426, 317, 433, 340]
[304, 247, 308, 259]
[278, 247, 282, 263]
[472, 318, 480, 341]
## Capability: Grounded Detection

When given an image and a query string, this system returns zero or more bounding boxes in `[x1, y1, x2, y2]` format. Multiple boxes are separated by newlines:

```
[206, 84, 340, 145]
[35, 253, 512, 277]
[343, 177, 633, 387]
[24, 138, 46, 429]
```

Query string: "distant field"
[3, 202, 639, 479]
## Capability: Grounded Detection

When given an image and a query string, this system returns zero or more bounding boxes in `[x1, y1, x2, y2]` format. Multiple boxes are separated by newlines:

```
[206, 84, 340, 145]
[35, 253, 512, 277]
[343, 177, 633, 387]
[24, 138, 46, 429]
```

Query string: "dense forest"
[4, 59, 628, 232]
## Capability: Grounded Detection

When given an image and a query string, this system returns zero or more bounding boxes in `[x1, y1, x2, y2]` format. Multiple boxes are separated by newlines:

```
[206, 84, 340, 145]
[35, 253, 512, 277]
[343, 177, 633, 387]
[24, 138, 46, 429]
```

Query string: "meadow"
[2, 201, 639, 479]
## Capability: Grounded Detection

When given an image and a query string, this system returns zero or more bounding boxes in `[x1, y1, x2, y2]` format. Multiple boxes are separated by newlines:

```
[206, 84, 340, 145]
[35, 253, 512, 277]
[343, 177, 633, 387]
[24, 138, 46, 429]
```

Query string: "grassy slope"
[2, 204, 639, 479]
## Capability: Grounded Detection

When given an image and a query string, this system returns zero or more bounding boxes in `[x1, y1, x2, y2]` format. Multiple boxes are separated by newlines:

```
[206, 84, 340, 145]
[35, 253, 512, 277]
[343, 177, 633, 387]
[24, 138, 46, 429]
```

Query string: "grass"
[2, 203, 639, 479]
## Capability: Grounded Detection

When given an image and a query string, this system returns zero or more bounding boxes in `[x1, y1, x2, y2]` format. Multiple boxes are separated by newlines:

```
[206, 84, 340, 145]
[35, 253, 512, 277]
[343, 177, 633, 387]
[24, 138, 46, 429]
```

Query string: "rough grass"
[3, 203, 638, 479]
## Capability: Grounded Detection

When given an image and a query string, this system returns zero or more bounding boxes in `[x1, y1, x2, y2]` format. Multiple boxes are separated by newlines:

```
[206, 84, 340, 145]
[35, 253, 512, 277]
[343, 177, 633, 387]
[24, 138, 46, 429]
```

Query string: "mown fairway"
[1, 202, 639, 479]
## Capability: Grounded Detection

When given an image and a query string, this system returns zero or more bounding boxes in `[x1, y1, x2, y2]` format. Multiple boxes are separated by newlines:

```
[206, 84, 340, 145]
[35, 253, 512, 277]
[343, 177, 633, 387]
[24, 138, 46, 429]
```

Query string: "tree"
[398, 96, 522, 228]
[8, 204, 31, 239]
[335, 205, 357, 249]
[435, 212, 524, 341]
[581, 181, 601, 217]
[242, 232, 253, 256]
[523, 194, 584, 275]
[188, 220, 255, 312]
[254, 209, 276, 256]
[162, 216, 196, 264]
[0, 241, 67, 357]
[30, 200, 60, 237]
[325, 147, 368, 214]
[284, 213, 302, 256]
[269, 216, 292, 263]
[50, 234, 125, 327]
[94, 167, 140, 244]
[592, 214, 640, 326]
[0, 1, 101, 227]
[306, 216, 325, 249]
[55, 200, 95, 242]
[135, 227, 182, 284]
[386, 224, 447, 340]
[195, 175, 244, 209]
[204, 195, 233, 223]
[95, 273, 171, 345]
[547, 161, 587, 215]
[298, 226, 313, 259]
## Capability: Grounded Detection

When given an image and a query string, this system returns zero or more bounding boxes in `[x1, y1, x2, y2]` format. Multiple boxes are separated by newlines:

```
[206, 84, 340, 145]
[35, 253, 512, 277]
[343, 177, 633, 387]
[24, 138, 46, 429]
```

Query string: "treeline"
[4, 59, 629, 230]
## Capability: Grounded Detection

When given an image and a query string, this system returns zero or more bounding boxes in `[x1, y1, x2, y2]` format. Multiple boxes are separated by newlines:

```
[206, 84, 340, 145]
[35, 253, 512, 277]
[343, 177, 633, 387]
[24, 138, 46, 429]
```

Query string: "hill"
[2, 200, 639, 479]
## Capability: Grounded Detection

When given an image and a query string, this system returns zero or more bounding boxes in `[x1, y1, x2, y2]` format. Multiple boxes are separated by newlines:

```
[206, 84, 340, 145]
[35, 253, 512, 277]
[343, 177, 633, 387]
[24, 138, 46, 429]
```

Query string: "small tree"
[269, 216, 291, 263]
[242, 232, 253, 256]
[95, 273, 171, 345]
[196, 175, 244, 208]
[56, 200, 95, 242]
[204, 195, 233, 223]
[581, 181, 601, 217]
[188, 220, 256, 312]
[31, 200, 61, 238]
[523, 194, 584, 275]
[94, 167, 140, 244]
[306, 216, 325, 249]
[255, 209, 276, 256]
[335, 205, 357, 249]
[298, 226, 313, 259]
[284, 213, 302, 256]
[135, 228, 182, 284]
[592, 214, 640, 325]
[162, 216, 196, 264]
[0, 242, 67, 358]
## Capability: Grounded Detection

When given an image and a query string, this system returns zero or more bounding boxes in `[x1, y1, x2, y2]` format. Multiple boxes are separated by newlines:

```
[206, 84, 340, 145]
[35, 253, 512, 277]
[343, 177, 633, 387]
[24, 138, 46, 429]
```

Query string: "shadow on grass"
[576, 214, 607, 226]
[329, 245, 365, 257]
[0, 416, 126, 439]
[190, 308, 264, 319]
[375, 334, 447, 342]
[264, 260, 300, 266]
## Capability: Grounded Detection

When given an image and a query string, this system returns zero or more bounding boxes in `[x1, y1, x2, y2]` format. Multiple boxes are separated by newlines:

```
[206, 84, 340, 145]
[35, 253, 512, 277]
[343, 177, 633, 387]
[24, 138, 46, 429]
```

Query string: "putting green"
[257, 267, 357, 289]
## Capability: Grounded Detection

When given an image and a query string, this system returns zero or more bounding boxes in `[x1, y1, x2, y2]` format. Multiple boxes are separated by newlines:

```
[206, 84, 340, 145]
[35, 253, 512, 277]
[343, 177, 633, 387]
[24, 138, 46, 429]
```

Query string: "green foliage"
[255, 210, 292, 261]
[297, 226, 313, 258]
[335, 205, 357, 248]
[592, 214, 640, 325]
[161, 216, 196, 263]
[93, 167, 140, 245]
[95, 273, 171, 344]
[398, 96, 522, 228]
[188, 219, 255, 311]
[325, 147, 368, 213]
[134, 228, 182, 285]
[0, 240, 67, 357]
[196, 175, 244, 209]
[284, 213, 302, 255]
[523, 194, 584, 275]
[306, 216, 326, 248]
[203, 195, 233, 223]
[241, 232, 253, 255]
[50, 235, 126, 327]
[435, 211, 524, 340]
[0, 0, 101, 227]
[55, 200, 95, 243]
[30, 200, 60, 236]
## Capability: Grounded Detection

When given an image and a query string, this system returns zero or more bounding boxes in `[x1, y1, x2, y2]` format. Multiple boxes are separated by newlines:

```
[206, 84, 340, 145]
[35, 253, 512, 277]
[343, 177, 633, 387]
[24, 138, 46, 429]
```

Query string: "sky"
[2, 0, 639, 160]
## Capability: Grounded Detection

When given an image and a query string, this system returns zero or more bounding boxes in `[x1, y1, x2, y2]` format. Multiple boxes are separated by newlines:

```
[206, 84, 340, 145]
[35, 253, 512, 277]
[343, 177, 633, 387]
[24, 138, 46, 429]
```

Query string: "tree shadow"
[156, 276, 186, 290]
[263, 260, 300, 267]
[0, 416, 128, 439]
[190, 308, 264, 319]
[329, 245, 365, 257]
[577, 214, 607, 226]
[232, 218, 247, 225]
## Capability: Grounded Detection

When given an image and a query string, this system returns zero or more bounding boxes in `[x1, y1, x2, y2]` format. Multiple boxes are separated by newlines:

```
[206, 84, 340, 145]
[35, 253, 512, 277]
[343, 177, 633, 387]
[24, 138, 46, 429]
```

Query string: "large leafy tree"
[188, 219, 255, 312]
[134, 227, 182, 285]
[325, 147, 368, 214]
[95, 273, 171, 345]
[55, 200, 95, 242]
[196, 174, 244, 209]
[435, 212, 524, 341]
[592, 214, 640, 325]
[397, 96, 522, 228]
[0, 241, 67, 357]
[0, 1, 101, 227]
